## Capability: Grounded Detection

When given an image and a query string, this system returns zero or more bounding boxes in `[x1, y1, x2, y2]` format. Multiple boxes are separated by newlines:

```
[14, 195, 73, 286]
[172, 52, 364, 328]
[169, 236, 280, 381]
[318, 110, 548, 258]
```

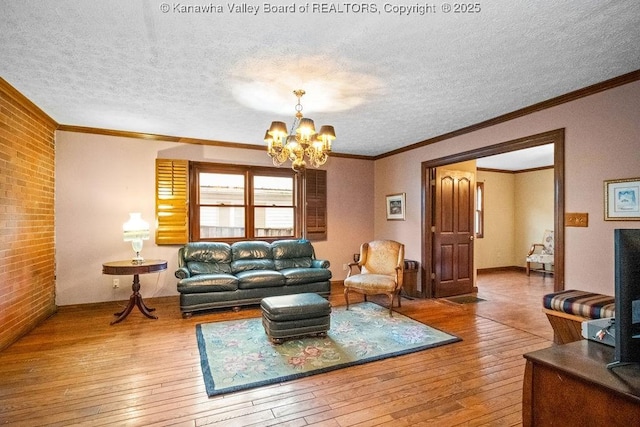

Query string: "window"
[190, 163, 298, 242]
[156, 160, 327, 244]
[198, 171, 247, 238]
[253, 175, 296, 238]
[475, 182, 484, 238]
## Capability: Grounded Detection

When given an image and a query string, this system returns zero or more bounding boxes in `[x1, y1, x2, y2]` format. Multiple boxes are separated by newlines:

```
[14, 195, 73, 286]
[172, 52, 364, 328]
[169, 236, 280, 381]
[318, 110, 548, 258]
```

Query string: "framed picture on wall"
[386, 193, 406, 221]
[604, 177, 640, 220]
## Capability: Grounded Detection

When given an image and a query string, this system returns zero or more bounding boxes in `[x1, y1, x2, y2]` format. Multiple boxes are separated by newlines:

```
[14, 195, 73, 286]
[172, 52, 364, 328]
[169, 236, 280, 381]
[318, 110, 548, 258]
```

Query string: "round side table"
[102, 259, 167, 325]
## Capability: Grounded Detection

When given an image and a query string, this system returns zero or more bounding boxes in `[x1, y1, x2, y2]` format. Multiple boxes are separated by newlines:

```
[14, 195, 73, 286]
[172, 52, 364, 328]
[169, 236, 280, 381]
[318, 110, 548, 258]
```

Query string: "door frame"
[421, 129, 565, 297]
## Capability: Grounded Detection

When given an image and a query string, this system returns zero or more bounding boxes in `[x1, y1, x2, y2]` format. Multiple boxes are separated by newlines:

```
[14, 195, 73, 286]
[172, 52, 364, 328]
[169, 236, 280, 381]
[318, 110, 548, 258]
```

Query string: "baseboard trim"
[477, 266, 525, 274]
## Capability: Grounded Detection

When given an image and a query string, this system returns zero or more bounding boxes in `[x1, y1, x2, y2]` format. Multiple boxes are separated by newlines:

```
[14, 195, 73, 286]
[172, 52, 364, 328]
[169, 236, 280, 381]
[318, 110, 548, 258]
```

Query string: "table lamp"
[123, 213, 150, 264]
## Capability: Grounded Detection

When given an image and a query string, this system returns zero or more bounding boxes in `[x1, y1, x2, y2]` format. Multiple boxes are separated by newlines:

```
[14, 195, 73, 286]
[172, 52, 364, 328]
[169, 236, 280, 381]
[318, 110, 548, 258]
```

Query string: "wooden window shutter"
[305, 169, 327, 241]
[155, 159, 189, 245]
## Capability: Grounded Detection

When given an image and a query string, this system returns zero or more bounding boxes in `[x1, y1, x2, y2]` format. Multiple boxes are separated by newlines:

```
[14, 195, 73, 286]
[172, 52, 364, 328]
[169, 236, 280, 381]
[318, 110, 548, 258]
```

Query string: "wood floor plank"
[0, 271, 554, 426]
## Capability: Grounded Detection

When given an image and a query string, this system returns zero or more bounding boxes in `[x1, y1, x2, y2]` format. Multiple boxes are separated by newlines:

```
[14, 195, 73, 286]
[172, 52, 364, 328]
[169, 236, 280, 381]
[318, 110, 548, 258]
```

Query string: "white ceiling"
[1, 1, 639, 161]
[476, 144, 554, 171]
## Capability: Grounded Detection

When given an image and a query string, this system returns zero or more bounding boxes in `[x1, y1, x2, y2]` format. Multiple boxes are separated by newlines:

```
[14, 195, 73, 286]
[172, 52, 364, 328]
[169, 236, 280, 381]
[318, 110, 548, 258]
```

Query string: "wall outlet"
[112, 278, 120, 289]
[343, 263, 348, 271]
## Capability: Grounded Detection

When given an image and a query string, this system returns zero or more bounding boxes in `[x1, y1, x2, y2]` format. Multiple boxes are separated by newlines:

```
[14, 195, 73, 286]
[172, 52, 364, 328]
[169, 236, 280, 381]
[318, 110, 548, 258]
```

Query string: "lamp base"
[131, 252, 145, 265]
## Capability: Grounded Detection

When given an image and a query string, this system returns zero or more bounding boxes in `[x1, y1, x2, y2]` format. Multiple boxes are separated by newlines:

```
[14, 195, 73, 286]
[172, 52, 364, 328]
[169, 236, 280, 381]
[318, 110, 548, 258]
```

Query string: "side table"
[102, 259, 168, 325]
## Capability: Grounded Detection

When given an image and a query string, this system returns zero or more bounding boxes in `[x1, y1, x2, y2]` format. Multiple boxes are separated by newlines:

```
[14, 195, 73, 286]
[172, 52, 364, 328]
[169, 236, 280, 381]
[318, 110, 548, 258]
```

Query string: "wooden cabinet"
[523, 340, 640, 426]
[402, 260, 420, 298]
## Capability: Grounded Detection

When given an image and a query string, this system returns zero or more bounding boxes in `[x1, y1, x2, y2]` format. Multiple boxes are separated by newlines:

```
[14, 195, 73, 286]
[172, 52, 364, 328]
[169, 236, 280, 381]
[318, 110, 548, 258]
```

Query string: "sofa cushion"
[187, 261, 230, 275]
[177, 274, 238, 293]
[232, 258, 276, 273]
[280, 267, 332, 285]
[231, 241, 275, 272]
[274, 257, 313, 270]
[183, 242, 232, 274]
[272, 239, 314, 270]
[232, 241, 272, 260]
[235, 270, 285, 289]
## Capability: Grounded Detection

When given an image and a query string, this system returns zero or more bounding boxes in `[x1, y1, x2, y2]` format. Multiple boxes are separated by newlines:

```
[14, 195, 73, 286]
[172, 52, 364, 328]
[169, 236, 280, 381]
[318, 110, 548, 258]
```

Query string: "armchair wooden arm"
[527, 243, 544, 256]
[346, 261, 361, 278]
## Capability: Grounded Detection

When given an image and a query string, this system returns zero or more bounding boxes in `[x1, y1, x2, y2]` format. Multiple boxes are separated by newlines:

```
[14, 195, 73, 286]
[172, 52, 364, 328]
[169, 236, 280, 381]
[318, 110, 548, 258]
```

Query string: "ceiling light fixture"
[264, 89, 336, 172]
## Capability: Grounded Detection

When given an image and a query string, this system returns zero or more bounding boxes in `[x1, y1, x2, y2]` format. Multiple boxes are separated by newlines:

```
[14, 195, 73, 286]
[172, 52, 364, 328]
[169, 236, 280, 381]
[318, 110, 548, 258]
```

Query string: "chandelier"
[264, 89, 336, 172]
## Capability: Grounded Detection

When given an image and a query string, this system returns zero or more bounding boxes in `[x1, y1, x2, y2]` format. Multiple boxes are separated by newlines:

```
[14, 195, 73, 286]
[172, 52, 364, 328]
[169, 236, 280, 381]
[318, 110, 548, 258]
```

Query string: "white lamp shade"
[123, 213, 150, 242]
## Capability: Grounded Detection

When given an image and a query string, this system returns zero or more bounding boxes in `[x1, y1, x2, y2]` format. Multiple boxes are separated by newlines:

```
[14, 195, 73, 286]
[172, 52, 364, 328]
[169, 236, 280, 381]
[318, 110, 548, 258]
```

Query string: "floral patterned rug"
[196, 302, 460, 397]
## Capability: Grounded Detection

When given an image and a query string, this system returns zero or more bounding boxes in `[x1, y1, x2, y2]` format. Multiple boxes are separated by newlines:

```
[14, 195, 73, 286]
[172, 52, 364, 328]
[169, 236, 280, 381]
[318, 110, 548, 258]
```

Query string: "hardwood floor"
[0, 271, 555, 426]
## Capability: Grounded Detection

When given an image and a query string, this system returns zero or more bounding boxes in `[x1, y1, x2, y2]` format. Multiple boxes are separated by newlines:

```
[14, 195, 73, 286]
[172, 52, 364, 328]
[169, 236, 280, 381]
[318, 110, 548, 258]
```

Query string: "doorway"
[421, 129, 565, 298]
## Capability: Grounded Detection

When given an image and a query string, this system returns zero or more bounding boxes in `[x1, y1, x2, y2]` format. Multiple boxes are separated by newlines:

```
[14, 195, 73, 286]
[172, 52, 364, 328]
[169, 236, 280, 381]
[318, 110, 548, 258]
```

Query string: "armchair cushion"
[344, 273, 397, 293]
[527, 254, 554, 264]
[541, 229, 554, 255]
[359, 241, 404, 277]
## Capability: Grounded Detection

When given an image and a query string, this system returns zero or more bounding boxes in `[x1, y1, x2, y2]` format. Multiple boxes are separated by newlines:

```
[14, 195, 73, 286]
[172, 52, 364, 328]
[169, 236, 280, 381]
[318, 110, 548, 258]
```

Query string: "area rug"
[196, 302, 460, 397]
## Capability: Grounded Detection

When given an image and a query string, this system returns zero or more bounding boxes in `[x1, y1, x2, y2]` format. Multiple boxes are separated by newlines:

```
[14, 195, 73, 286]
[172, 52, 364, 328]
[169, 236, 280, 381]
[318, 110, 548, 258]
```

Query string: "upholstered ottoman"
[261, 293, 331, 344]
[542, 289, 615, 344]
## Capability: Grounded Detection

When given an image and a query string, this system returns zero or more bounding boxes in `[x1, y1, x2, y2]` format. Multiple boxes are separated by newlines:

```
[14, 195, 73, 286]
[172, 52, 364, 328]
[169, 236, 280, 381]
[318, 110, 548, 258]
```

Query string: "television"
[608, 229, 640, 369]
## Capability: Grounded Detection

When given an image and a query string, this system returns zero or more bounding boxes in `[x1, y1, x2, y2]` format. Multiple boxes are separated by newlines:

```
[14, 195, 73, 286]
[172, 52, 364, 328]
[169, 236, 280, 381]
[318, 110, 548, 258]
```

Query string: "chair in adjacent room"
[344, 240, 405, 316]
[526, 229, 554, 276]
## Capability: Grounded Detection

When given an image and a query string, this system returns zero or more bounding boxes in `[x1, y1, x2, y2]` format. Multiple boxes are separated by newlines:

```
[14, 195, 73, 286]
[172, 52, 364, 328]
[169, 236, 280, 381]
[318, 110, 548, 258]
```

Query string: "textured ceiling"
[1, 1, 639, 157]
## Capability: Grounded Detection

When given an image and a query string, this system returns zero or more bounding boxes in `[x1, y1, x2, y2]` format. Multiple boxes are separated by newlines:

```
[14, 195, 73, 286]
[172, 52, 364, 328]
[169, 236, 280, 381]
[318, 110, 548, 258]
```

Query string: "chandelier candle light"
[264, 89, 336, 172]
[123, 213, 150, 264]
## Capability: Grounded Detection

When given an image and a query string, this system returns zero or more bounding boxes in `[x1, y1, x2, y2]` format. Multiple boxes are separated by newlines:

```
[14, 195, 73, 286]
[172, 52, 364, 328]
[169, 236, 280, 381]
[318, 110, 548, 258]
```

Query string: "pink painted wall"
[55, 132, 374, 305]
[375, 80, 640, 296]
[54, 79, 639, 304]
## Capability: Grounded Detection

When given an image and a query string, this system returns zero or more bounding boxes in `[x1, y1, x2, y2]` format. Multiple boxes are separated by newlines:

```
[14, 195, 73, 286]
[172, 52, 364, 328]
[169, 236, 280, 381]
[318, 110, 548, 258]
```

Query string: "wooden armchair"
[526, 229, 554, 276]
[344, 240, 405, 316]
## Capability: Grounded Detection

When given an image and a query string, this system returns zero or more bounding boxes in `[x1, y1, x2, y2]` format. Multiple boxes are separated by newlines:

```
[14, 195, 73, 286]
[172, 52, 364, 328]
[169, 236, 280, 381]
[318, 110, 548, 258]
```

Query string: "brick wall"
[0, 78, 57, 351]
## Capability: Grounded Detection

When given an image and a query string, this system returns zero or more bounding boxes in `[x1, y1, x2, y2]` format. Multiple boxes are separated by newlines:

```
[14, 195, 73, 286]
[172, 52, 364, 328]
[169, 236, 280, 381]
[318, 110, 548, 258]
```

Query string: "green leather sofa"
[175, 239, 331, 317]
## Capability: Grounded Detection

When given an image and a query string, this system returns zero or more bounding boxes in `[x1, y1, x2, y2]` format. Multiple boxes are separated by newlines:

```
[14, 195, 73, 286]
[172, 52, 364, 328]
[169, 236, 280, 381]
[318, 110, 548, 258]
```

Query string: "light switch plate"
[566, 212, 588, 227]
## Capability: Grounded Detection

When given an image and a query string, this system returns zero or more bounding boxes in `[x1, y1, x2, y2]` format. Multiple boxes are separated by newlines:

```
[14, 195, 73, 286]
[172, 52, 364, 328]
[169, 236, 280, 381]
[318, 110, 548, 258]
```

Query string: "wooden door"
[433, 169, 476, 297]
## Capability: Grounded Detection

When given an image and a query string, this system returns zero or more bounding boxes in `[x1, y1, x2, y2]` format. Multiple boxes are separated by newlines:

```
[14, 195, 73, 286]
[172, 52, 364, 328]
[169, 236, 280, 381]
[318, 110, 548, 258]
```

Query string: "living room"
[50, 75, 639, 308]
[2, 67, 639, 425]
[2, 2, 640, 424]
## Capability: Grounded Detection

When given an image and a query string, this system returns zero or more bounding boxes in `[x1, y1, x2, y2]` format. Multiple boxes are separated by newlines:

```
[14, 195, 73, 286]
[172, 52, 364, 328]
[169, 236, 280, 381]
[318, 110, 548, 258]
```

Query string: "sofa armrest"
[312, 259, 330, 269]
[175, 267, 191, 279]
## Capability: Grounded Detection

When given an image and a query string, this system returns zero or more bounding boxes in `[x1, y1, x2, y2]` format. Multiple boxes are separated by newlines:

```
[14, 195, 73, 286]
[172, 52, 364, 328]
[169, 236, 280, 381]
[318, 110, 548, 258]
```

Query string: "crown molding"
[0, 78, 57, 127]
[56, 124, 371, 160]
[10, 68, 639, 161]
[375, 69, 640, 160]
[477, 165, 554, 174]
[57, 124, 260, 149]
